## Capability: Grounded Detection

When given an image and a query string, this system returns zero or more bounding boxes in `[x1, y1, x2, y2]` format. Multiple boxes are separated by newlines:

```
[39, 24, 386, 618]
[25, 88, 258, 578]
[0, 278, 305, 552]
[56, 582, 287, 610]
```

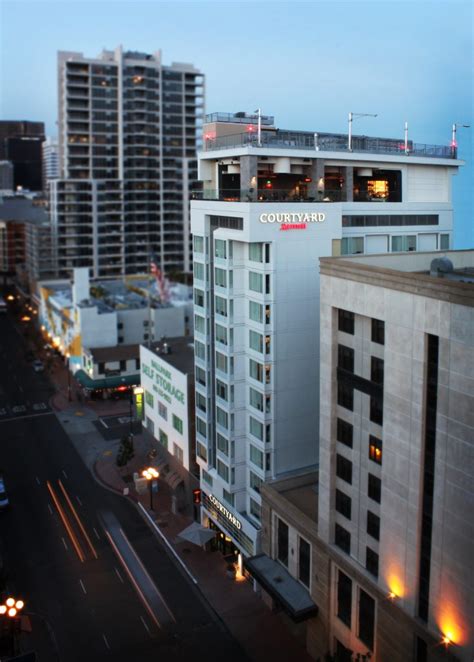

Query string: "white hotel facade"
[190, 112, 463, 557]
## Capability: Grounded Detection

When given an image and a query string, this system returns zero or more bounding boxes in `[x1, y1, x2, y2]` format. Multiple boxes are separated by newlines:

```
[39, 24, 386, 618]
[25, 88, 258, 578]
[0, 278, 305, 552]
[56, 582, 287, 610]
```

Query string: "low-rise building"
[80, 344, 141, 392]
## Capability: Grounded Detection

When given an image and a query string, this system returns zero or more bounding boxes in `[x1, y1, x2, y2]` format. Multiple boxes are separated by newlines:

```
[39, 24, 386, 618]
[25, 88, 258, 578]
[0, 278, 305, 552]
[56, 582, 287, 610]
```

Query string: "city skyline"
[1, 0, 472, 248]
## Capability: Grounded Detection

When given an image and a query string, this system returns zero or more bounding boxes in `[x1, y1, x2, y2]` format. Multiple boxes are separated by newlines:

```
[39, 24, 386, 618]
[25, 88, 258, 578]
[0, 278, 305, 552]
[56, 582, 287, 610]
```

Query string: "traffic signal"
[193, 488, 201, 505]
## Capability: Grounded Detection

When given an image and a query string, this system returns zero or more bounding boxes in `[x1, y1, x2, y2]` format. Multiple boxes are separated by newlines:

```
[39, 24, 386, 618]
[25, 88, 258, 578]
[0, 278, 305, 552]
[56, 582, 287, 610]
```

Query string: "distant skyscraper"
[51, 46, 204, 278]
[0, 161, 14, 193]
[0, 120, 45, 191]
[42, 137, 59, 189]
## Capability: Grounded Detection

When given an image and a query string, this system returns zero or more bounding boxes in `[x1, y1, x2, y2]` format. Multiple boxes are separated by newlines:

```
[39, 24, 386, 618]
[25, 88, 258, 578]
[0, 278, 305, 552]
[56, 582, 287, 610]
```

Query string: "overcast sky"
[1, 0, 472, 246]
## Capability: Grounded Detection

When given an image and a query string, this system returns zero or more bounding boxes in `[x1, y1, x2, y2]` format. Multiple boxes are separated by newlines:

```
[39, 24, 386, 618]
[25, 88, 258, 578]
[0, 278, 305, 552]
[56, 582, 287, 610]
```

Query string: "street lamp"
[142, 467, 159, 510]
[451, 122, 470, 156]
[348, 111, 378, 151]
[66, 352, 72, 402]
[0, 597, 25, 655]
[254, 108, 262, 147]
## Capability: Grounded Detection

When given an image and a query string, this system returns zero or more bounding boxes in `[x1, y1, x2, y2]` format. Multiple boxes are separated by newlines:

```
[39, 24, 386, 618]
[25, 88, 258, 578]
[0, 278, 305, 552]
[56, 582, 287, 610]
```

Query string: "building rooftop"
[0, 196, 49, 224]
[145, 336, 195, 375]
[266, 469, 319, 524]
[87, 344, 140, 363]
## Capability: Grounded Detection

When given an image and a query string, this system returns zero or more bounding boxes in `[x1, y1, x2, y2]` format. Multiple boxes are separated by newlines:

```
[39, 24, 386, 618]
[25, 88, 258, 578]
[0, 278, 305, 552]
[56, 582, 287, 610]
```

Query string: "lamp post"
[0, 596, 25, 656]
[254, 108, 262, 147]
[348, 112, 378, 151]
[451, 122, 470, 156]
[66, 352, 72, 402]
[142, 467, 159, 510]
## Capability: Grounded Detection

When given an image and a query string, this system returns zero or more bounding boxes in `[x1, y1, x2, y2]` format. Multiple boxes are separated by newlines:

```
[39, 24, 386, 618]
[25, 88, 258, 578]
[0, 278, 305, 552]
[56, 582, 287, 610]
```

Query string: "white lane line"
[0, 411, 53, 425]
[62, 470, 68, 479]
[48, 504, 53, 515]
[114, 567, 124, 584]
[100, 418, 108, 429]
[79, 579, 87, 595]
[35, 476, 41, 485]
[102, 634, 110, 650]
[61, 537, 68, 551]
[140, 615, 151, 635]
[76, 495, 82, 506]
[93, 527, 101, 540]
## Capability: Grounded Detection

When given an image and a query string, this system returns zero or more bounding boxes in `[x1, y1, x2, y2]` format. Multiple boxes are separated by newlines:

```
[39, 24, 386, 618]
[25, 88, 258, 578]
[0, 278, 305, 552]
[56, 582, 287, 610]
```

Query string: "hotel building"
[253, 250, 473, 662]
[190, 111, 464, 559]
[51, 46, 204, 278]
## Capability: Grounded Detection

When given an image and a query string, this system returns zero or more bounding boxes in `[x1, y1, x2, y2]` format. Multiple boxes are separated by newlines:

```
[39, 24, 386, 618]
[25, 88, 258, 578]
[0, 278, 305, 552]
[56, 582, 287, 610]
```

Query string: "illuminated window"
[369, 436, 383, 465]
[367, 179, 389, 199]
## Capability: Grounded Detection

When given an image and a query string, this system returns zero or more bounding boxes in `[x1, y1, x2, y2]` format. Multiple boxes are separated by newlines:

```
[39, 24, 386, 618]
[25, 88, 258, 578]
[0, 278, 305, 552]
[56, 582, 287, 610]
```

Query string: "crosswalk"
[0, 401, 51, 422]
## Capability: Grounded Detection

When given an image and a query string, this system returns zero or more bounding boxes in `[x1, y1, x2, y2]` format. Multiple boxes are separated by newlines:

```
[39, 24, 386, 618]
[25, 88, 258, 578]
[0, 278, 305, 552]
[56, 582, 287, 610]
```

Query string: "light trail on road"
[47, 480, 85, 562]
[58, 479, 98, 559]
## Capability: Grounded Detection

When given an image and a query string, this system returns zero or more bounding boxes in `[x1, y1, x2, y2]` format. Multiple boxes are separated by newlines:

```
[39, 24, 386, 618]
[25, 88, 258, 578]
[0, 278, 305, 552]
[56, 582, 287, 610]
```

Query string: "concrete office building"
[191, 111, 464, 559]
[252, 250, 473, 662]
[0, 161, 14, 193]
[51, 46, 204, 279]
[42, 137, 59, 189]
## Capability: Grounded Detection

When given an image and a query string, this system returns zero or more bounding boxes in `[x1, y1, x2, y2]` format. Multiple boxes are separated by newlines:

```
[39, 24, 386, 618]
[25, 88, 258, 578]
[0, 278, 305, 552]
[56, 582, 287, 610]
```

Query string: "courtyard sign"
[208, 494, 242, 530]
[259, 212, 325, 224]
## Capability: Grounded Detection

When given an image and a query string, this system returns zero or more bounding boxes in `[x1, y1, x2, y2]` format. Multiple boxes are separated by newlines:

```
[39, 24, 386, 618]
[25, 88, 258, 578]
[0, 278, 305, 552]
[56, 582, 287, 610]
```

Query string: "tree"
[116, 435, 135, 468]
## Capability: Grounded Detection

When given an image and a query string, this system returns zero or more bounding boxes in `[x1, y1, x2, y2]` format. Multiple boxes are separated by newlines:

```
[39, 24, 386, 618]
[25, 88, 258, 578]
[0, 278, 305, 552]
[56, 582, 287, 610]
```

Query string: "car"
[32, 360, 44, 373]
[0, 478, 9, 509]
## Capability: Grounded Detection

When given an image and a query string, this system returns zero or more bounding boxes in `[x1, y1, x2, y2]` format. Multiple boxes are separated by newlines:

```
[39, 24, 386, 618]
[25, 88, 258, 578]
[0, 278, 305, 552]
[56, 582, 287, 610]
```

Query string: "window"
[265, 243, 271, 263]
[338, 344, 354, 372]
[249, 387, 263, 412]
[215, 295, 227, 317]
[249, 444, 263, 469]
[196, 441, 207, 461]
[369, 435, 382, 464]
[196, 416, 206, 437]
[215, 267, 227, 288]
[249, 416, 263, 441]
[370, 396, 383, 425]
[277, 518, 289, 566]
[194, 288, 205, 307]
[337, 418, 353, 448]
[222, 489, 234, 506]
[249, 498, 261, 521]
[371, 356, 384, 385]
[439, 234, 449, 250]
[265, 335, 271, 355]
[415, 637, 428, 662]
[249, 271, 263, 293]
[249, 243, 263, 262]
[216, 407, 228, 430]
[216, 380, 227, 401]
[215, 324, 227, 345]
[366, 547, 379, 578]
[249, 330, 263, 353]
[159, 429, 168, 450]
[249, 300, 263, 323]
[335, 523, 351, 554]
[216, 433, 228, 456]
[265, 305, 271, 324]
[135, 358, 140, 370]
[145, 391, 154, 407]
[173, 443, 184, 464]
[249, 358, 263, 382]
[335, 489, 352, 520]
[215, 239, 226, 259]
[194, 340, 206, 360]
[217, 459, 229, 482]
[368, 474, 381, 503]
[265, 452, 271, 472]
[265, 274, 271, 295]
[265, 422, 271, 442]
[338, 309, 354, 334]
[358, 589, 375, 650]
[336, 455, 352, 484]
[172, 414, 183, 434]
[119, 360, 127, 372]
[295, 538, 310, 590]
[98, 362, 105, 374]
[193, 235, 204, 253]
[367, 511, 380, 541]
[193, 261, 204, 280]
[265, 364, 271, 384]
[194, 315, 206, 334]
[371, 318, 385, 345]
[249, 470, 262, 494]
[337, 570, 352, 627]
[392, 235, 416, 252]
[202, 469, 213, 486]
[341, 236, 364, 255]
[337, 382, 353, 411]
[216, 352, 228, 374]
[158, 401, 168, 420]
[196, 391, 206, 413]
[195, 366, 206, 386]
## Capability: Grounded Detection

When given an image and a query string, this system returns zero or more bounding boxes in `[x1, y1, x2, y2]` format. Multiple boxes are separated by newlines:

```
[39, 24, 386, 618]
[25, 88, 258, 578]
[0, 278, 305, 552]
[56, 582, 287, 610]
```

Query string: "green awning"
[73, 369, 140, 390]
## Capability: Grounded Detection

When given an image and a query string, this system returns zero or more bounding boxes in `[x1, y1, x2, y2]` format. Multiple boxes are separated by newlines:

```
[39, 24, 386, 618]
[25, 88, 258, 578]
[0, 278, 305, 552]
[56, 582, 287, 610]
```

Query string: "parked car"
[0, 477, 9, 509]
[32, 360, 44, 373]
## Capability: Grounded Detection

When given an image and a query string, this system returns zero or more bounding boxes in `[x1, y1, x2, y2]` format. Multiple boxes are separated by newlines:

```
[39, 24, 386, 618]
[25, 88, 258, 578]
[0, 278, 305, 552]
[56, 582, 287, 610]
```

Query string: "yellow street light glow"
[142, 470, 152, 480]
[15, 600, 24, 610]
[6, 598, 15, 608]
[0, 605, 6, 614]
[6, 295, 14, 301]
[41, 325, 46, 331]
[8, 608, 17, 618]
[21, 315, 31, 322]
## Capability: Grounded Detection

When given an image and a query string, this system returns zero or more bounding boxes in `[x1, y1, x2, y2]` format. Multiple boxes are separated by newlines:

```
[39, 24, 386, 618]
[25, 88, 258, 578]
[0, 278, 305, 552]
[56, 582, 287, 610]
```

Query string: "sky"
[1, 0, 472, 247]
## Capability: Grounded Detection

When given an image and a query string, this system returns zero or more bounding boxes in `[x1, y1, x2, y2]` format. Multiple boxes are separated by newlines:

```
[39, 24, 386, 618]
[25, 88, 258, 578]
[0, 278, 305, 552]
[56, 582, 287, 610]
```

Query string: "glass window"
[216, 379, 227, 401]
[195, 366, 206, 386]
[358, 589, 375, 650]
[215, 295, 227, 317]
[216, 406, 228, 429]
[173, 443, 184, 464]
[202, 469, 213, 486]
[194, 340, 206, 360]
[338, 309, 355, 334]
[193, 235, 204, 253]
[194, 288, 205, 307]
[370, 396, 383, 425]
[196, 391, 206, 413]
[337, 418, 353, 448]
[216, 352, 228, 374]
[215, 324, 227, 345]
[249, 497, 261, 521]
[159, 429, 168, 450]
[336, 454, 352, 484]
[249, 444, 263, 469]
[217, 459, 229, 482]
[439, 234, 449, 250]
[335, 523, 351, 554]
[368, 474, 381, 503]
[366, 547, 379, 578]
[216, 432, 229, 455]
[277, 518, 289, 566]
[337, 382, 353, 411]
[249, 243, 263, 262]
[338, 344, 354, 372]
[196, 441, 207, 461]
[193, 261, 204, 280]
[299, 537, 311, 587]
[249, 358, 263, 382]
[249, 470, 262, 494]
[265, 305, 271, 325]
[222, 489, 234, 506]
[369, 435, 383, 464]
[215, 267, 227, 288]
[391, 235, 416, 252]
[196, 416, 206, 437]
[172, 414, 183, 434]
[337, 569, 352, 627]
[371, 356, 384, 385]
[249, 330, 263, 353]
[215, 239, 226, 259]
[145, 390, 154, 407]
[249, 416, 263, 441]
[371, 318, 385, 345]
[249, 387, 264, 412]
[335, 489, 352, 520]
[341, 236, 364, 255]
[249, 300, 263, 323]
[249, 271, 263, 293]
[367, 511, 380, 541]
[158, 401, 167, 420]
[194, 315, 206, 334]
[265, 243, 271, 263]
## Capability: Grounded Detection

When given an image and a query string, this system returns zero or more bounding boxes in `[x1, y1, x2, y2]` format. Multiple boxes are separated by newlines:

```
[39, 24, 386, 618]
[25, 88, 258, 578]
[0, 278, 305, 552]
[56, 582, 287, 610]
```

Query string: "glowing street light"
[0, 596, 24, 618]
[6, 295, 15, 302]
[142, 467, 159, 510]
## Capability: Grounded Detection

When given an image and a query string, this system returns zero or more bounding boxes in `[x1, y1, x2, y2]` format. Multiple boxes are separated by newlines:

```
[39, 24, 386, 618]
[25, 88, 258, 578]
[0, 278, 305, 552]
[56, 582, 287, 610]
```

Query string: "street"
[0, 311, 247, 661]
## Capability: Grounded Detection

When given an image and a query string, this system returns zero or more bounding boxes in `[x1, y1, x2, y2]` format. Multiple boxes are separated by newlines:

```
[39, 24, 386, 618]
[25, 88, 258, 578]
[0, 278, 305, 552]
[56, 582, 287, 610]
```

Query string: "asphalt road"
[0, 310, 247, 661]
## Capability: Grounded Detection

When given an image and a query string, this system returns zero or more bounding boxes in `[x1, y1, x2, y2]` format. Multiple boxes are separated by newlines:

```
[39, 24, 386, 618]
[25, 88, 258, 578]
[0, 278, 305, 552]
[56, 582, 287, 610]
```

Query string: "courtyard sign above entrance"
[259, 212, 326, 225]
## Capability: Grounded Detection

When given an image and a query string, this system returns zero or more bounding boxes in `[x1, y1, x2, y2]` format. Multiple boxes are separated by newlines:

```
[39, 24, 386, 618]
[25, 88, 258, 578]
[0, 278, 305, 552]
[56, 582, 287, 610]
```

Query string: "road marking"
[93, 527, 101, 540]
[0, 411, 54, 425]
[114, 567, 124, 584]
[61, 537, 68, 551]
[35, 476, 41, 485]
[48, 504, 53, 515]
[102, 634, 110, 650]
[62, 470, 68, 479]
[76, 495, 82, 506]
[79, 579, 87, 595]
[140, 615, 151, 635]
[100, 418, 108, 429]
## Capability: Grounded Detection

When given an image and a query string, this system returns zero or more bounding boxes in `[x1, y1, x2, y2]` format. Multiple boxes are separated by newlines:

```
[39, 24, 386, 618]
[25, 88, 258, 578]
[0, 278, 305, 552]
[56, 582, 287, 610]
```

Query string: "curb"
[92, 458, 138, 500]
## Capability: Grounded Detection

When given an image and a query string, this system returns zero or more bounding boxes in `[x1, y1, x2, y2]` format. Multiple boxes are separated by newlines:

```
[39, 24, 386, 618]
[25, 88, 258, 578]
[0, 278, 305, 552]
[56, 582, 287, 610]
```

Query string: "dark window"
[143, 320, 149, 327]
[118, 336, 124, 343]
[298, 538, 310, 587]
[210, 215, 243, 231]
[337, 382, 353, 411]
[117, 322, 124, 330]
[335, 523, 351, 554]
[143, 333, 149, 341]
[335, 639, 353, 662]
[368, 474, 381, 503]
[415, 636, 428, 662]
[370, 396, 383, 425]
[369, 435, 383, 464]
[338, 309, 354, 334]
[135, 358, 140, 370]
[336, 570, 352, 627]
[371, 318, 385, 345]
[336, 455, 352, 485]
[371, 356, 384, 385]
[335, 489, 352, 519]
[265, 243, 270, 263]
[367, 511, 380, 541]
[358, 589, 375, 650]
[337, 418, 353, 448]
[338, 344, 354, 372]
[277, 518, 289, 567]
[119, 360, 126, 371]
[265, 274, 271, 294]
[366, 547, 379, 578]
[98, 362, 105, 374]
[342, 214, 439, 227]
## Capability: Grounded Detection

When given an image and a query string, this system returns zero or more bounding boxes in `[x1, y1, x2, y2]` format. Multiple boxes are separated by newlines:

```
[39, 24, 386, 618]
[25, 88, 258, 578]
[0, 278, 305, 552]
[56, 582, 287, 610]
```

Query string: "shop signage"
[208, 494, 242, 530]
[259, 212, 326, 224]
[142, 359, 185, 406]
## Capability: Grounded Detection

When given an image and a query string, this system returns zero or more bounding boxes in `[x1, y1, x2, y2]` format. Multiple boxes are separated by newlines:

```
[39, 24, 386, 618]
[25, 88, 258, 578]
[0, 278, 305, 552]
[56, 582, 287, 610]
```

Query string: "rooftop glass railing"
[205, 112, 275, 125]
[202, 130, 456, 159]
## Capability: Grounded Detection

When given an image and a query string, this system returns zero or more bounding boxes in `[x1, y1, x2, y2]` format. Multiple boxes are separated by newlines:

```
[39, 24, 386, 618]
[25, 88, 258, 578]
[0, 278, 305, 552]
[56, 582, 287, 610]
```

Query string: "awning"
[73, 369, 140, 390]
[244, 554, 318, 622]
[176, 522, 216, 546]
